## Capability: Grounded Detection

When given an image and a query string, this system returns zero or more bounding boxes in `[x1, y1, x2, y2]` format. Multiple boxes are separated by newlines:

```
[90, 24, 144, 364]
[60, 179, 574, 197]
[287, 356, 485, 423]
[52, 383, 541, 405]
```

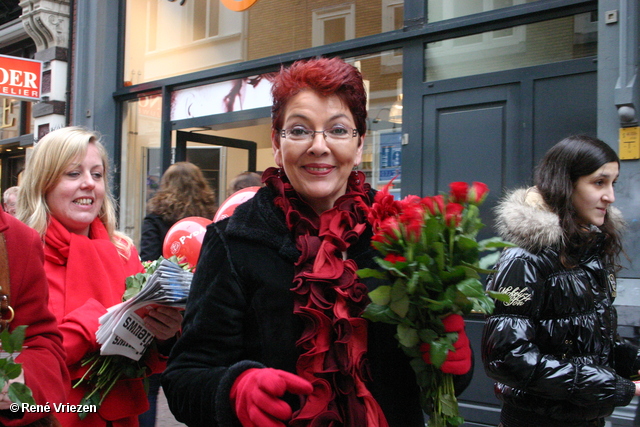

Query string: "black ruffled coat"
[162, 185, 471, 427]
[482, 188, 640, 427]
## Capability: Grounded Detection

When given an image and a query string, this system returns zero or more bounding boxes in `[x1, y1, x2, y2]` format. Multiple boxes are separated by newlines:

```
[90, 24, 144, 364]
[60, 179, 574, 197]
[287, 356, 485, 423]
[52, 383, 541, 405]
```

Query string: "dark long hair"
[534, 134, 622, 268]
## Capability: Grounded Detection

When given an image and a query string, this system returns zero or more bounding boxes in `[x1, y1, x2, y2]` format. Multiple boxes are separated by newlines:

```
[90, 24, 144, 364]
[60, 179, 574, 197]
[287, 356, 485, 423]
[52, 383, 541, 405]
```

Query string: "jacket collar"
[224, 186, 300, 262]
[494, 187, 624, 253]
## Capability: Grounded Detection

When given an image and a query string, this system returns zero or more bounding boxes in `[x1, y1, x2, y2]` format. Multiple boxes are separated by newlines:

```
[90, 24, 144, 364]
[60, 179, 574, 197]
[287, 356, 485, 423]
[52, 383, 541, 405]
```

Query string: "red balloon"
[162, 216, 212, 269]
[213, 186, 260, 222]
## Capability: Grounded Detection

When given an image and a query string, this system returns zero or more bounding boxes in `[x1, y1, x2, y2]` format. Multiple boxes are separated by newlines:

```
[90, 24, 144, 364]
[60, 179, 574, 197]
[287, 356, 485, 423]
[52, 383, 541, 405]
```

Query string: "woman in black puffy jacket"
[482, 134, 640, 427]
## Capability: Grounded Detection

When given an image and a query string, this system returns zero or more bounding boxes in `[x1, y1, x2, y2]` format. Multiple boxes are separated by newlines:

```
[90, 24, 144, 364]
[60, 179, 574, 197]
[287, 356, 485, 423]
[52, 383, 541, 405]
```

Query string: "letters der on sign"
[0, 55, 42, 101]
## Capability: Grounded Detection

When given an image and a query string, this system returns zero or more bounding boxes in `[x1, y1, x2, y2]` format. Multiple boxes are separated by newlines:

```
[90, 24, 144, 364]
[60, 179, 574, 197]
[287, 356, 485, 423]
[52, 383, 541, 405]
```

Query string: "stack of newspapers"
[96, 259, 193, 361]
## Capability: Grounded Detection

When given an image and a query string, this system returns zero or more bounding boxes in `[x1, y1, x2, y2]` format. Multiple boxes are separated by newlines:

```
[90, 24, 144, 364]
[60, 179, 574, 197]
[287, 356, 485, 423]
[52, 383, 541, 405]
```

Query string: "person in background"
[227, 171, 263, 195]
[17, 126, 183, 427]
[0, 207, 68, 426]
[138, 161, 216, 427]
[162, 57, 473, 427]
[482, 134, 640, 427]
[140, 161, 217, 262]
[3, 186, 19, 216]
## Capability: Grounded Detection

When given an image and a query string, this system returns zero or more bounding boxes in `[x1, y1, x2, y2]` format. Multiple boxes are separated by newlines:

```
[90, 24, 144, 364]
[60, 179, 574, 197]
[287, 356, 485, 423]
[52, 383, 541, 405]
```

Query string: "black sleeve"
[139, 215, 166, 261]
[161, 224, 253, 427]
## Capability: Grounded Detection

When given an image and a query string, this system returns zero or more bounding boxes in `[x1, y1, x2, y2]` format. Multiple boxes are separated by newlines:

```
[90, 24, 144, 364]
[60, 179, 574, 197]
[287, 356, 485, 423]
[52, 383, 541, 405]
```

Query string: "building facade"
[0, 1, 35, 191]
[4, 0, 640, 425]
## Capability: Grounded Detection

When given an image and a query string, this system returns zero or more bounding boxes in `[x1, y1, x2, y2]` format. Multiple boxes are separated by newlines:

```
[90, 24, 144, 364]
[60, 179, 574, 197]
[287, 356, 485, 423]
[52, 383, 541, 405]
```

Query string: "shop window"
[126, 1, 405, 84]
[425, 12, 597, 82]
[146, 0, 221, 52]
[381, 0, 404, 72]
[427, 0, 535, 23]
[312, 4, 355, 47]
[573, 11, 597, 45]
[348, 51, 403, 194]
[427, 1, 526, 59]
[125, 0, 244, 84]
[0, 99, 22, 140]
[193, 0, 219, 41]
[120, 94, 163, 244]
[171, 74, 273, 121]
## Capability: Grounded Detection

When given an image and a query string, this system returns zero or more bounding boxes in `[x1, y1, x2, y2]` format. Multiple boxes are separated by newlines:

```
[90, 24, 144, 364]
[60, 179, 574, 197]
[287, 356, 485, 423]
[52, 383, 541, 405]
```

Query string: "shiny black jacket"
[482, 188, 639, 427]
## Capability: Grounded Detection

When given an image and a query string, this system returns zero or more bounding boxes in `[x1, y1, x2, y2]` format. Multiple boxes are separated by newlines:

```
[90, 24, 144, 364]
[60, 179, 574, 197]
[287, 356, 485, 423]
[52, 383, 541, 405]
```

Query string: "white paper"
[96, 259, 193, 361]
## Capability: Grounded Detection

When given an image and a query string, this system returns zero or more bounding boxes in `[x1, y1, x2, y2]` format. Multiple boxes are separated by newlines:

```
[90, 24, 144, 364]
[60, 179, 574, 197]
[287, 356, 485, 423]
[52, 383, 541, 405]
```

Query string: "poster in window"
[378, 131, 402, 183]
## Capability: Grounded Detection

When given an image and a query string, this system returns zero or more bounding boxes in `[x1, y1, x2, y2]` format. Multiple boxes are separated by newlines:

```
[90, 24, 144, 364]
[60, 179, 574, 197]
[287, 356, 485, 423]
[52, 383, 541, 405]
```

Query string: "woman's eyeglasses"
[279, 127, 358, 143]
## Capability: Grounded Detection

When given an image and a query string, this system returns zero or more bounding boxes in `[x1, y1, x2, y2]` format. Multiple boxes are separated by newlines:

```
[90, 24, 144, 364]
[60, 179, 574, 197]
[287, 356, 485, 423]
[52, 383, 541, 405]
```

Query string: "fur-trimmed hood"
[494, 187, 624, 253]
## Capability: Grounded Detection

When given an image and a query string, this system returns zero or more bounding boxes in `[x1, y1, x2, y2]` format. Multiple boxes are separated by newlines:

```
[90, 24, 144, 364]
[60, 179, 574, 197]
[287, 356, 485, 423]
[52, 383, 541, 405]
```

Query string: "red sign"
[0, 55, 42, 101]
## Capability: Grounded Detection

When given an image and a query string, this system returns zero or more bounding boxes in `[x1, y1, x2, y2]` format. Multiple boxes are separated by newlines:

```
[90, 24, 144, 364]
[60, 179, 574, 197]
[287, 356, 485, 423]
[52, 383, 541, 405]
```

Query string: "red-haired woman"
[162, 57, 473, 427]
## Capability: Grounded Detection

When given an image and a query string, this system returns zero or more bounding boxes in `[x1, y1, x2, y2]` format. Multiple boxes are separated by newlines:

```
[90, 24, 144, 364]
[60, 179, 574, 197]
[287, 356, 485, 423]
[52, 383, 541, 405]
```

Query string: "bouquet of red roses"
[358, 181, 510, 427]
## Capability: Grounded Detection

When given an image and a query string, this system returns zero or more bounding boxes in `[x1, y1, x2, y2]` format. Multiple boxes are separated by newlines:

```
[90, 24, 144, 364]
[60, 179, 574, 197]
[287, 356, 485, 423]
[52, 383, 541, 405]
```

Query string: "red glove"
[230, 368, 314, 427]
[420, 314, 472, 375]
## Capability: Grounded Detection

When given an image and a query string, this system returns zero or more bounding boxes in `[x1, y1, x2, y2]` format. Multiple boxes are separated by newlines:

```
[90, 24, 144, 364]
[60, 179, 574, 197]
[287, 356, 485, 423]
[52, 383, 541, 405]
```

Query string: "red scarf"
[264, 167, 389, 427]
[44, 217, 137, 316]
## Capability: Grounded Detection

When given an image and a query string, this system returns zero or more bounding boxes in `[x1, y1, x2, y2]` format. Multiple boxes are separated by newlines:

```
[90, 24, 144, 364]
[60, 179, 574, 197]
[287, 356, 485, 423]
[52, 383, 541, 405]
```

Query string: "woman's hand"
[420, 313, 472, 375]
[143, 306, 183, 342]
[0, 371, 24, 409]
[231, 368, 313, 427]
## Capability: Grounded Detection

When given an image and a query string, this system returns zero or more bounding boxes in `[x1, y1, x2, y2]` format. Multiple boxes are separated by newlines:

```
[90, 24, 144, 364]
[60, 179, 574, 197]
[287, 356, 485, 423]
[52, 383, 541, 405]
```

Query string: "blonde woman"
[18, 126, 182, 427]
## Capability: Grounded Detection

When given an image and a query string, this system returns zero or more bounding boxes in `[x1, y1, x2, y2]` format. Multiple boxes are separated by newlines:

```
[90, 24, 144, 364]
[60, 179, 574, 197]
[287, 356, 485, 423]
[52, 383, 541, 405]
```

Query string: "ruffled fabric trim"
[263, 167, 388, 427]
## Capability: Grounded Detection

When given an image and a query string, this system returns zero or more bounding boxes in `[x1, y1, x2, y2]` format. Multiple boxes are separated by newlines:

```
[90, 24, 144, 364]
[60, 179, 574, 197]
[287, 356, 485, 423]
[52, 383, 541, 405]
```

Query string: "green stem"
[448, 229, 454, 265]
[407, 243, 415, 262]
[80, 353, 99, 367]
[97, 356, 112, 375]
[73, 356, 102, 388]
[99, 371, 124, 406]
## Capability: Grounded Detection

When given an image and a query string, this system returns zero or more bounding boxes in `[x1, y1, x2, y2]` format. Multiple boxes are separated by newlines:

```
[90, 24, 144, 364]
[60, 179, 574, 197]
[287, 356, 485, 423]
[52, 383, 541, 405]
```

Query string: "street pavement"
[155, 387, 186, 427]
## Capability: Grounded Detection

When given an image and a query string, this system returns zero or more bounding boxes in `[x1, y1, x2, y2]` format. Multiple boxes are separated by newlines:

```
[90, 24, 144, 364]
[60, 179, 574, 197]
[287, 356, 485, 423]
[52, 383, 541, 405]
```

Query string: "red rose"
[421, 196, 445, 216]
[398, 194, 421, 210]
[468, 182, 489, 205]
[369, 182, 400, 231]
[421, 196, 436, 216]
[369, 202, 399, 232]
[399, 203, 424, 243]
[433, 195, 445, 215]
[384, 253, 407, 263]
[449, 182, 469, 204]
[444, 203, 464, 227]
[372, 216, 400, 245]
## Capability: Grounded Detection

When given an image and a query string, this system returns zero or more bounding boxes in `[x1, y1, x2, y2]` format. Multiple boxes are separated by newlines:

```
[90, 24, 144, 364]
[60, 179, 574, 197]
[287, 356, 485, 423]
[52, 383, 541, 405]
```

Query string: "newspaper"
[96, 259, 193, 361]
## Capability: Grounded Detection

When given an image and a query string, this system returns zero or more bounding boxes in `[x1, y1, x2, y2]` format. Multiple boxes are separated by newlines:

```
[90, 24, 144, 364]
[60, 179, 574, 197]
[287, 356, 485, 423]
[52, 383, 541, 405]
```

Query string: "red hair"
[271, 57, 367, 136]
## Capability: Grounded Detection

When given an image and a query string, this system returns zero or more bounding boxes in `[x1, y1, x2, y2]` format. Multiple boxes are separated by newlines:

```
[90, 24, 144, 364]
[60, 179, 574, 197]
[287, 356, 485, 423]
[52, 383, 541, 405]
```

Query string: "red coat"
[0, 210, 68, 426]
[43, 219, 166, 427]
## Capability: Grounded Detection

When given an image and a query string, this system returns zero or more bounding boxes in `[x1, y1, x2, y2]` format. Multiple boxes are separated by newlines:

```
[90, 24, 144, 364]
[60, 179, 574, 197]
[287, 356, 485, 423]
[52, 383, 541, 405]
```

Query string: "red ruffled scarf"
[263, 167, 389, 427]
